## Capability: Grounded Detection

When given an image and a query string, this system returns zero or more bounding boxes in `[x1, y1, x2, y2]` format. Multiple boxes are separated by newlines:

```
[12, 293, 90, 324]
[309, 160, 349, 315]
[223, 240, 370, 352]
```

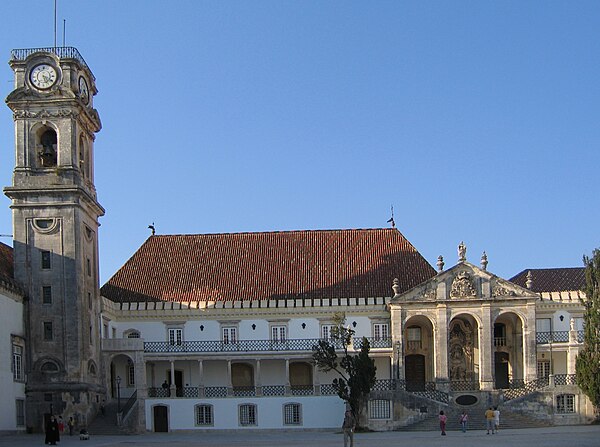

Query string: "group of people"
[439, 407, 500, 435]
[44, 415, 76, 444]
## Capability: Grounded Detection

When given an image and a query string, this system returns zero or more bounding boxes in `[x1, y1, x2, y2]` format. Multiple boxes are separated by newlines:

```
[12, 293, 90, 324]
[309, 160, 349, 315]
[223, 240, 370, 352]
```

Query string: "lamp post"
[116, 375, 121, 413]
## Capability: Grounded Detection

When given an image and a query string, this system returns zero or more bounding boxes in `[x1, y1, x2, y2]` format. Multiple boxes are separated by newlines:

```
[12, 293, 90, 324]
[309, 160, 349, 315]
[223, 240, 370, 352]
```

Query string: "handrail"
[10, 47, 94, 79]
[144, 338, 348, 354]
[119, 390, 137, 425]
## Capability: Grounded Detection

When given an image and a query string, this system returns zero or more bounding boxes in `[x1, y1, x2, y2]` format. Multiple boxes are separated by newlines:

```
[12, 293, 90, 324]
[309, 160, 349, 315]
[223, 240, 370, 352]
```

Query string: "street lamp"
[116, 375, 121, 413]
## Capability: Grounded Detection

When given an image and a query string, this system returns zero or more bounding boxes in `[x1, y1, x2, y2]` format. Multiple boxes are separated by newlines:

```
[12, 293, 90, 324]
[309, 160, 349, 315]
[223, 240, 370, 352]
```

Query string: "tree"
[312, 313, 377, 428]
[576, 248, 600, 419]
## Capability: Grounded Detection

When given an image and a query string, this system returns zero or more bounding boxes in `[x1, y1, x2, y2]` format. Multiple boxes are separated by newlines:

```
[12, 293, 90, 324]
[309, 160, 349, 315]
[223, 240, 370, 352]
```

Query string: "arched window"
[41, 361, 59, 372]
[79, 135, 87, 178]
[38, 128, 57, 167]
[88, 361, 97, 375]
[126, 330, 141, 339]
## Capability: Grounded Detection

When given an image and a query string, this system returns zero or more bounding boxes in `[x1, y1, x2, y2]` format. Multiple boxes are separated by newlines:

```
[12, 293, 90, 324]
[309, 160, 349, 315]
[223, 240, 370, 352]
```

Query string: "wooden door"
[405, 354, 426, 391]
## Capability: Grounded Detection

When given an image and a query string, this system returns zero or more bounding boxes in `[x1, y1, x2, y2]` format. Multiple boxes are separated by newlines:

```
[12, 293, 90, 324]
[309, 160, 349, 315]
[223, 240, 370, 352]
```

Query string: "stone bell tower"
[4, 47, 105, 431]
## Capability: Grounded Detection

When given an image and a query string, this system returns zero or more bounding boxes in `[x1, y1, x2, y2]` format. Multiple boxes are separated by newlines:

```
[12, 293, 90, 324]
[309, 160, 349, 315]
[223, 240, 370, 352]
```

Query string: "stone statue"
[458, 241, 466, 262]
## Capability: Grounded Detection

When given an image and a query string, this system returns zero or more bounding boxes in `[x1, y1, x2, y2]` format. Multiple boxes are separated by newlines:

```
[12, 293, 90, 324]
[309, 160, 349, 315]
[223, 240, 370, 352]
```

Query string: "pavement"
[1, 425, 599, 447]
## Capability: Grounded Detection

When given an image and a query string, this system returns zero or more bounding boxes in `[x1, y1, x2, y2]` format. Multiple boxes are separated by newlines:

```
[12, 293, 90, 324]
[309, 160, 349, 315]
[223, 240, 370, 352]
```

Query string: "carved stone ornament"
[14, 109, 78, 120]
[422, 285, 437, 300]
[492, 283, 516, 297]
[450, 271, 477, 298]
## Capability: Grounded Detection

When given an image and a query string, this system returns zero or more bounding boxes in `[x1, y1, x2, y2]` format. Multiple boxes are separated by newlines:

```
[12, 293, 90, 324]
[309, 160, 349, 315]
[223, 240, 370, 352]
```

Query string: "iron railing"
[503, 377, 549, 401]
[10, 47, 93, 78]
[554, 374, 577, 386]
[144, 338, 349, 353]
[450, 381, 480, 391]
[353, 337, 393, 349]
[263, 385, 286, 396]
[536, 331, 569, 344]
[578, 330, 584, 342]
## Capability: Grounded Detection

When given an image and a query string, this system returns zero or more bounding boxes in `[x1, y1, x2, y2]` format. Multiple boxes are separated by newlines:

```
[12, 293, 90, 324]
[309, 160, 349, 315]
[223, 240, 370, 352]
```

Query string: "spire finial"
[387, 205, 395, 228]
[480, 251, 488, 270]
[392, 278, 401, 296]
[437, 255, 445, 272]
[526, 270, 533, 289]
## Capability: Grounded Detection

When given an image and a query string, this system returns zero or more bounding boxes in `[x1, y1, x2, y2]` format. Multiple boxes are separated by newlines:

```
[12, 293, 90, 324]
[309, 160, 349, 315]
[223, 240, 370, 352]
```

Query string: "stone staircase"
[398, 405, 553, 432]
[87, 401, 136, 436]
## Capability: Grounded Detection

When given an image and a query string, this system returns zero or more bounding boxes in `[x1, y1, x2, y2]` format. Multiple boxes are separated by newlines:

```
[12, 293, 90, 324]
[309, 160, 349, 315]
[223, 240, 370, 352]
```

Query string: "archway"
[403, 315, 434, 389]
[494, 312, 525, 387]
[448, 314, 480, 390]
[153, 405, 168, 432]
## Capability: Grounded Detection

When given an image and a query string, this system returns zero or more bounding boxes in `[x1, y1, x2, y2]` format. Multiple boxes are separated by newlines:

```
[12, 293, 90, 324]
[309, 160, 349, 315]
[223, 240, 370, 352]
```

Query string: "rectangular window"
[283, 403, 302, 425]
[271, 325, 286, 342]
[556, 394, 575, 413]
[321, 325, 335, 340]
[88, 292, 92, 309]
[41, 250, 51, 269]
[407, 326, 422, 349]
[239, 404, 257, 426]
[168, 328, 183, 346]
[537, 360, 550, 378]
[369, 399, 391, 419]
[195, 404, 213, 426]
[15, 399, 25, 426]
[103, 324, 108, 339]
[127, 364, 135, 386]
[87, 258, 92, 276]
[536, 318, 551, 332]
[43, 322, 53, 341]
[222, 327, 237, 344]
[373, 323, 389, 340]
[13, 345, 23, 381]
[42, 286, 52, 304]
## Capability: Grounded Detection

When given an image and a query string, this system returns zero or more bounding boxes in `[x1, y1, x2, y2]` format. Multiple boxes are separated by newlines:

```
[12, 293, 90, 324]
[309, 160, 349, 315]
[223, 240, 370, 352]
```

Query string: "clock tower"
[4, 47, 105, 431]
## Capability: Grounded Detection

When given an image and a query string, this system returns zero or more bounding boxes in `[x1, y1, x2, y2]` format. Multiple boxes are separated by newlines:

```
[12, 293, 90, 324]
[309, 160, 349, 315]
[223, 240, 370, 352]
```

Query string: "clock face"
[78, 76, 89, 104]
[30, 64, 58, 89]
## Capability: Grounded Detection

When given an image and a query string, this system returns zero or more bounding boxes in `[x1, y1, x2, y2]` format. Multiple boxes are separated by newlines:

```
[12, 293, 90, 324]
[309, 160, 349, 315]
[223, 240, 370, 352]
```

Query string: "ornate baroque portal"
[448, 319, 475, 383]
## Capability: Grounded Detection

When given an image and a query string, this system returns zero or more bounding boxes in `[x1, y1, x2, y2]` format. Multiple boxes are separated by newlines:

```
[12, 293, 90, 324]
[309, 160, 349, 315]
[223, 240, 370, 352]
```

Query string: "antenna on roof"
[148, 223, 156, 236]
[386, 205, 395, 228]
[53, 0, 58, 48]
[63, 19, 66, 47]
[0, 234, 13, 238]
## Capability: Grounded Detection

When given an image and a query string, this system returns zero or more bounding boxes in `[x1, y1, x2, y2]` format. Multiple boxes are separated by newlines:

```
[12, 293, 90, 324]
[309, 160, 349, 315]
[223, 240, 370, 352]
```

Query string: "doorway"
[153, 405, 168, 432]
[405, 354, 426, 391]
[495, 352, 510, 389]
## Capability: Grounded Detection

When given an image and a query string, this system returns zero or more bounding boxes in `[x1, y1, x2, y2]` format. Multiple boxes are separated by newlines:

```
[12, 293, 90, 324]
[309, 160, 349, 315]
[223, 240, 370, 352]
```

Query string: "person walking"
[342, 405, 356, 447]
[68, 416, 75, 436]
[439, 410, 447, 436]
[45, 415, 60, 445]
[459, 410, 468, 433]
[485, 407, 495, 434]
[493, 406, 500, 432]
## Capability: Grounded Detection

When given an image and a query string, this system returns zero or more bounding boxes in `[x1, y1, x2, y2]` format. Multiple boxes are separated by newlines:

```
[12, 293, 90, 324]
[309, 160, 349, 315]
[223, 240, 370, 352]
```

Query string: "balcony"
[536, 331, 570, 344]
[144, 337, 365, 354]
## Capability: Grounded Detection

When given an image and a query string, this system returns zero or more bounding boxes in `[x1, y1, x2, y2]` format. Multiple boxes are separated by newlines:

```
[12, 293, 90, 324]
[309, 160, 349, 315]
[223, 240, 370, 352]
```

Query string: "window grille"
[556, 394, 575, 413]
[374, 323, 389, 340]
[195, 404, 213, 426]
[283, 403, 302, 425]
[168, 328, 183, 346]
[369, 399, 391, 419]
[239, 404, 257, 426]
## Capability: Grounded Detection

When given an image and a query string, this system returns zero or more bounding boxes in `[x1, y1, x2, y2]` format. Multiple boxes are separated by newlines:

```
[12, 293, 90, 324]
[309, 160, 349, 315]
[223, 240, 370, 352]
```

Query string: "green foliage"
[576, 249, 600, 414]
[312, 313, 377, 423]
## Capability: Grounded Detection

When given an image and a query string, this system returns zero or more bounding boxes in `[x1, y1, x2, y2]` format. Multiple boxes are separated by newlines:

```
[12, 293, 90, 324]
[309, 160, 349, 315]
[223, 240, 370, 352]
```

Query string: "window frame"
[15, 399, 25, 427]
[195, 404, 214, 426]
[12, 344, 24, 382]
[556, 394, 575, 413]
[41, 250, 51, 269]
[222, 326, 238, 345]
[373, 323, 389, 341]
[283, 402, 302, 425]
[43, 321, 53, 341]
[167, 328, 183, 346]
[321, 324, 335, 340]
[42, 285, 52, 305]
[239, 403, 257, 426]
[271, 325, 287, 342]
[369, 399, 391, 420]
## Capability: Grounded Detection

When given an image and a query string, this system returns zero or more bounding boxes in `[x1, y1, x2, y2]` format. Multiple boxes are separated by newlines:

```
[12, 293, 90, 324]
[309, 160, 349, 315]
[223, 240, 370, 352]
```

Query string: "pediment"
[391, 261, 538, 303]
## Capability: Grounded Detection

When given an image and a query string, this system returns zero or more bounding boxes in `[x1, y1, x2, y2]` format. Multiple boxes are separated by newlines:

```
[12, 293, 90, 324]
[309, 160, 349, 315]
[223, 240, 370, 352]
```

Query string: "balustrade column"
[198, 360, 205, 398]
[170, 360, 176, 397]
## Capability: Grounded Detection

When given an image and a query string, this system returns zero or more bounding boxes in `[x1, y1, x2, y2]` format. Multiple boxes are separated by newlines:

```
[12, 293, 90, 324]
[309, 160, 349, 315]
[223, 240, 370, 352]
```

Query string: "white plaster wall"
[259, 360, 286, 384]
[552, 311, 571, 332]
[0, 292, 26, 432]
[145, 396, 344, 430]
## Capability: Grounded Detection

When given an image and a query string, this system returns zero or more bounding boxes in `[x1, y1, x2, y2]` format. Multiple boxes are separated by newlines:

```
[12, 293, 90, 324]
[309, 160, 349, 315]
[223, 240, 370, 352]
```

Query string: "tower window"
[42, 286, 52, 304]
[87, 258, 92, 276]
[12, 345, 24, 381]
[38, 129, 57, 167]
[41, 250, 51, 269]
[43, 322, 53, 340]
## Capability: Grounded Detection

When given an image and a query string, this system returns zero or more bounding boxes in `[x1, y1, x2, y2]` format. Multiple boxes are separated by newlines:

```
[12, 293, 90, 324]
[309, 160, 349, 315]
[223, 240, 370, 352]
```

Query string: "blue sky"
[1, 1, 599, 284]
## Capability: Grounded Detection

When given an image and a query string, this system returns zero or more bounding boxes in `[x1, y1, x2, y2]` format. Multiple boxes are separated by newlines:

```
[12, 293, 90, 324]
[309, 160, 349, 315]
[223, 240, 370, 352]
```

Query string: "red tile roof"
[510, 268, 585, 293]
[0, 241, 21, 292]
[101, 228, 436, 303]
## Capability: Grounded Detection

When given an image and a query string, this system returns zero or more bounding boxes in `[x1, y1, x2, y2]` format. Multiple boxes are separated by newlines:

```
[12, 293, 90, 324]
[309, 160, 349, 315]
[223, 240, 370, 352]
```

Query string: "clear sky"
[1, 1, 599, 284]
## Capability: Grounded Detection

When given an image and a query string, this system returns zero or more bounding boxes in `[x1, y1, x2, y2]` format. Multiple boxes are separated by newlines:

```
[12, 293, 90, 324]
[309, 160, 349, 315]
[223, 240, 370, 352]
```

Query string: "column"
[313, 362, 321, 395]
[169, 360, 176, 397]
[255, 360, 262, 396]
[285, 359, 291, 395]
[435, 304, 450, 391]
[479, 305, 494, 390]
[522, 303, 538, 382]
[227, 360, 233, 397]
[197, 360, 205, 398]
[136, 355, 148, 399]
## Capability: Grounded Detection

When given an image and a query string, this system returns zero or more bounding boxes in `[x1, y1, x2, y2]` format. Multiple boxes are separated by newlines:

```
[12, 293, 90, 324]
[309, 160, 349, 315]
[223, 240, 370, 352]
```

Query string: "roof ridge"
[149, 228, 397, 237]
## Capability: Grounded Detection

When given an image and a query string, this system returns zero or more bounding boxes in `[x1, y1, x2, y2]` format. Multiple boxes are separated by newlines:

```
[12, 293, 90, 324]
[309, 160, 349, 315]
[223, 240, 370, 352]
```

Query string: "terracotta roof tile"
[101, 228, 436, 303]
[510, 267, 585, 293]
[0, 241, 22, 292]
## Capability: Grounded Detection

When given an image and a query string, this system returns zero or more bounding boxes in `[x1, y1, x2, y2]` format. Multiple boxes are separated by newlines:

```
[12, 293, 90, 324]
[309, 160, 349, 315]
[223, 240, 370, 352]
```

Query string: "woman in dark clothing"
[45, 415, 60, 445]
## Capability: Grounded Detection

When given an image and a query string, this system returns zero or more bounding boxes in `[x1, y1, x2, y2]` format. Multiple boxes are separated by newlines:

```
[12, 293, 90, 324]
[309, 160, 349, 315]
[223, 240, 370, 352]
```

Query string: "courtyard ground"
[1, 425, 599, 447]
